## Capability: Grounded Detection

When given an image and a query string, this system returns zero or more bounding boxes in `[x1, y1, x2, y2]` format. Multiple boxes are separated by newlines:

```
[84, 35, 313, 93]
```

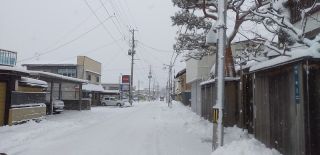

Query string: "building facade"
[77, 56, 101, 84]
[186, 53, 215, 115]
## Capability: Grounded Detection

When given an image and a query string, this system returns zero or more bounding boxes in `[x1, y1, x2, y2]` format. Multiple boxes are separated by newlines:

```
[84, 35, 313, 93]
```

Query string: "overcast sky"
[0, 0, 185, 89]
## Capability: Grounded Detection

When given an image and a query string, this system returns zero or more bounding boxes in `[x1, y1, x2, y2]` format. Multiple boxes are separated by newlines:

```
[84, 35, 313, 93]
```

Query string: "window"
[58, 68, 76, 77]
[87, 74, 91, 80]
[96, 76, 100, 83]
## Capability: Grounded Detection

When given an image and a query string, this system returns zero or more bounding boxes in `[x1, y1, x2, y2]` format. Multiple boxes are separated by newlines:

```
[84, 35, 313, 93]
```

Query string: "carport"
[82, 84, 120, 106]
[29, 71, 88, 114]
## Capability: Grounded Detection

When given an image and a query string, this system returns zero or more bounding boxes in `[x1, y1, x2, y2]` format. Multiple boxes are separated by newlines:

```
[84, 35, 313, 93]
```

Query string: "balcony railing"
[0, 49, 17, 66]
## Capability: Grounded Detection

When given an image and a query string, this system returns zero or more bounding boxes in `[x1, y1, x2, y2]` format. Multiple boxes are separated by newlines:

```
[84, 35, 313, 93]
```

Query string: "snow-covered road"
[0, 101, 213, 155]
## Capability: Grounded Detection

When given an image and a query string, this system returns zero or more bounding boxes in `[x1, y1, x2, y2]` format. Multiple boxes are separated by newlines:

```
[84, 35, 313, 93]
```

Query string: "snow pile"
[172, 101, 212, 141]
[211, 126, 281, 155]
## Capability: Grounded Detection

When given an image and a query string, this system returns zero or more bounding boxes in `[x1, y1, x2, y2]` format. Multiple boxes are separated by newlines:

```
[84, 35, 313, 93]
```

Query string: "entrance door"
[0, 82, 6, 126]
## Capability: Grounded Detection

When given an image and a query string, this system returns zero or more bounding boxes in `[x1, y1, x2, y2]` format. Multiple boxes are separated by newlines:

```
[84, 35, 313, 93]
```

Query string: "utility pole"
[119, 73, 122, 100]
[138, 80, 140, 102]
[164, 52, 179, 107]
[215, 0, 227, 148]
[128, 29, 137, 106]
[148, 65, 152, 101]
[165, 63, 173, 107]
[152, 79, 155, 101]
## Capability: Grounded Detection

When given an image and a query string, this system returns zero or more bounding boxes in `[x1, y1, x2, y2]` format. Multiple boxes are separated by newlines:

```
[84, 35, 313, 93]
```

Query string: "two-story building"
[23, 56, 103, 106]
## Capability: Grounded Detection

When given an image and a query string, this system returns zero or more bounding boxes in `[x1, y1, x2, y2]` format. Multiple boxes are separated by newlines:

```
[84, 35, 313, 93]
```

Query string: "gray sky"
[0, 0, 185, 89]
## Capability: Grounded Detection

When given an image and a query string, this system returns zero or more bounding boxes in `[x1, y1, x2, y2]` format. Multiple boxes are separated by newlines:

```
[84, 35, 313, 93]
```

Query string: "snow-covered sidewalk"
[211, 126, 281, 155]
[0, 101, 213, 155]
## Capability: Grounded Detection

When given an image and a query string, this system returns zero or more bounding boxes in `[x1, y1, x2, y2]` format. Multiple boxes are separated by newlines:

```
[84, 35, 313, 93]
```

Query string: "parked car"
[53, 100, 64, 113]
[160, 96, 164, 101]
[46, 100, 64, 114]
[101, 97, 125, 107]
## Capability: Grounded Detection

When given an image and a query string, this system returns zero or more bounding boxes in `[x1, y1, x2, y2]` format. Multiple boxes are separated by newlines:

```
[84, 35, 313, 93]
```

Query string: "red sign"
[122, 75, 130, 84]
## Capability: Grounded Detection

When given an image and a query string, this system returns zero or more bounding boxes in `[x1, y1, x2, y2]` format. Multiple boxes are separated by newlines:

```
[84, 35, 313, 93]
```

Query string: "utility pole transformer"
[128, 29, 137, 106]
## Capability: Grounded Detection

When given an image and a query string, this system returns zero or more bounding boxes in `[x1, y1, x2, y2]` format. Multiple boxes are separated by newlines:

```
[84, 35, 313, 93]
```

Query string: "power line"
[18, 15, 114, 63]
[34, 5, 104, 55]
[48, 38, 122, 64]
[108, 0, 131, 29]
[83, 0, 126, 51]
[99, 0, 126, 39]
[138, 41, 172, 53]
[120, 0, 138, 28]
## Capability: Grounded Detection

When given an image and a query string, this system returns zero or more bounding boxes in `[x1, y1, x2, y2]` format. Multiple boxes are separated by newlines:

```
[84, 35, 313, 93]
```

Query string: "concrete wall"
[191, 80, 202, 115]
[8, 105, 46, 125]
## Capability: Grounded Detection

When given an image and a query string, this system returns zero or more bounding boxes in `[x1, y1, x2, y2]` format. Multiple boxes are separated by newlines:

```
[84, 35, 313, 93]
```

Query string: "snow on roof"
[85, 69, 101, 75]
[175, 68, 186, 78]
[250, 44, 320, 72]
[23, 64, 77, 67]
[20, 77, 48, 88]
[101, 90, 120, 94]
[82, 83, 104, 92]
[29, 70, 87, 83]
[235, 60, 260, 72]
[0, 65, 29, 74]
[200, 77, 240, 86]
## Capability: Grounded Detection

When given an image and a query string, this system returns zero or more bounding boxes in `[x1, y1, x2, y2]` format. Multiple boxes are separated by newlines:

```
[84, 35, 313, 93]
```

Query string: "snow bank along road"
[0, 101, 212, 155]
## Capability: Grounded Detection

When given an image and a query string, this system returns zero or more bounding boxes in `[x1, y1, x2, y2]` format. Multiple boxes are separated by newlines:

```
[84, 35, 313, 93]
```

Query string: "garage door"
[0, 82, 6, 126]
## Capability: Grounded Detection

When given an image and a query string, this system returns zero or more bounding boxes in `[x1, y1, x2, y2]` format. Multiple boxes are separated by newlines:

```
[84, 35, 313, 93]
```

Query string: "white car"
[101, 97, 125, 107]
[53, 100, 64, 113]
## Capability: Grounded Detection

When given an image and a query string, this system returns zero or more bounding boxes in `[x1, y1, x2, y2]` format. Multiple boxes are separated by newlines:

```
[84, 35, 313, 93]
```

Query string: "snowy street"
[0, 101, 213, 155]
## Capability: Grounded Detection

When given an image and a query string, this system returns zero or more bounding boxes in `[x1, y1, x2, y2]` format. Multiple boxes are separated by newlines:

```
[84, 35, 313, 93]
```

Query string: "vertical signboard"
[294, 65, 300, 104]
[122, 75, 130, 84]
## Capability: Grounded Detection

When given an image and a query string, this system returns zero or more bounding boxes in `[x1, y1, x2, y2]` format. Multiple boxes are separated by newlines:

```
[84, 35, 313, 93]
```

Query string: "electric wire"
[18, 15, 114, 63]
[83, 0, 126, 52]
[99, 0, 126, 39]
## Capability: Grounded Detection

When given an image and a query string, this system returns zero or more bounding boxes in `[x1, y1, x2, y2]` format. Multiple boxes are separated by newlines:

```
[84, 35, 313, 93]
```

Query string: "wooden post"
[50, 81, 54, 115]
